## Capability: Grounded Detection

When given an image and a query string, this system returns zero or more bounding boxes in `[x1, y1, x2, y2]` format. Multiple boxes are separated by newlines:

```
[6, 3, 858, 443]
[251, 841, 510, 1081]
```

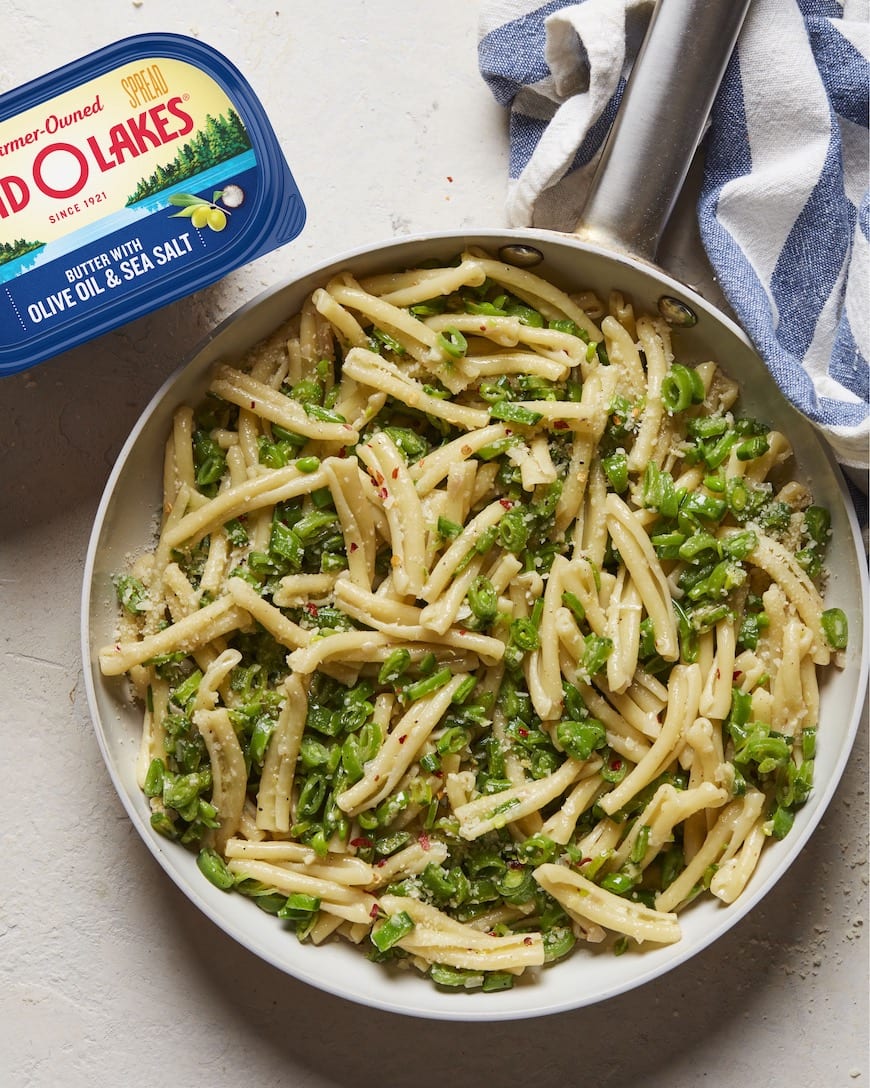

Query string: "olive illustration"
[169, 189, 237, 232]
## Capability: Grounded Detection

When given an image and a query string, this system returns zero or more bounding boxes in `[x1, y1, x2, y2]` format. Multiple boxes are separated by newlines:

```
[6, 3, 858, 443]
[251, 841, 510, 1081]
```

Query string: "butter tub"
[0, 33, 306, 376]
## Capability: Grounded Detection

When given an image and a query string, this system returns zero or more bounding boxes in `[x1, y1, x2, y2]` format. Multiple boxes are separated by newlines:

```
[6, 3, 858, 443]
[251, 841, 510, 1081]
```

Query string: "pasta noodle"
[100, 248, 845, 992]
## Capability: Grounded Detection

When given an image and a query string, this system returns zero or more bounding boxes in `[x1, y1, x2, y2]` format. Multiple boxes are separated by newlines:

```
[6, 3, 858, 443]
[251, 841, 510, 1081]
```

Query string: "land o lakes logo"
[0, 96, 195, 216]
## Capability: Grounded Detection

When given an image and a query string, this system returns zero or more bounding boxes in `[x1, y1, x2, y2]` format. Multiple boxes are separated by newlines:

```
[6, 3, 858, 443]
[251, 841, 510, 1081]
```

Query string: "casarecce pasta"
[101, 247, 846, 990]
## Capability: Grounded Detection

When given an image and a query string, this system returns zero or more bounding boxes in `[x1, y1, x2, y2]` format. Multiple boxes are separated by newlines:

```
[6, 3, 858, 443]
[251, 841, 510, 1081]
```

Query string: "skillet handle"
[574, 0, 752, 261]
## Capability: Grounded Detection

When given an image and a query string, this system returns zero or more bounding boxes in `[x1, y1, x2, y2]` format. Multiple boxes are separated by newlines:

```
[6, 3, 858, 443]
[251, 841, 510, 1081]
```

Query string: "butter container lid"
[0, 33, 306, 376]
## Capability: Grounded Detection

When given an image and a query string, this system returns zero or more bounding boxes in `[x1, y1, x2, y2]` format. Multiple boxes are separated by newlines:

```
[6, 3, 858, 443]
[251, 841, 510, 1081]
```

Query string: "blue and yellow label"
[0, 35, 306, 375]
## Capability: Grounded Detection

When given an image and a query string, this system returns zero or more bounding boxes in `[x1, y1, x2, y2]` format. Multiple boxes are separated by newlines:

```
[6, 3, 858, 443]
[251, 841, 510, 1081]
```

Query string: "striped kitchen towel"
[478, 0, 870, 470]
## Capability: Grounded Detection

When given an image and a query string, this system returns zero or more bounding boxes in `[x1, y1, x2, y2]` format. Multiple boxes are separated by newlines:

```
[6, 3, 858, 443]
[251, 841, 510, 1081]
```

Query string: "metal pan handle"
[575, 0, 753, 262]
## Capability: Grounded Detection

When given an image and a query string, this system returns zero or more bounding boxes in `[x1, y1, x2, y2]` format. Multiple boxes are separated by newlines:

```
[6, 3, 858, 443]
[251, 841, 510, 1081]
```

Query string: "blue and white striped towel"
[478, 0, 870, 471]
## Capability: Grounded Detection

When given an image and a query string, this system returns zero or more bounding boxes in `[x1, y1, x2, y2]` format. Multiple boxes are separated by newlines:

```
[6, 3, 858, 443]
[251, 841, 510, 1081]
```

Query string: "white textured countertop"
[1, 3, 867, 1085]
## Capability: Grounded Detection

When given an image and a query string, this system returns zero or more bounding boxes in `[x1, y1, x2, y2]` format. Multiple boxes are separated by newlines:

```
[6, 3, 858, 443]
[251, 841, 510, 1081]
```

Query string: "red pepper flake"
[305, 602, 319, 617]
[446, 175, 454, 183]
[391, 466, 399, 479]
[376, 858, 387, 867]
[350, 836, 373, 849]
[457, 628, 467, 637]
[499, 498, 513, 509]
[250, 400, 257, 410]
[518, 727, 528, 738]
[370, 903, 381, 919]
[523, 936, 533, 946]
[379, 487, 389, 500]
[432, 770, 443, 779]
[509, 860, 524, 870]
[374, 470, 385, 486]
[349, 541, 359, 552]
[419, 832, 431, 851]
[553, 420, 568, 430]
[610, 758, 622, 771]
[398, 734, 408, 744]
[339, 446, 348, 458]
[461, 445, 472, 456]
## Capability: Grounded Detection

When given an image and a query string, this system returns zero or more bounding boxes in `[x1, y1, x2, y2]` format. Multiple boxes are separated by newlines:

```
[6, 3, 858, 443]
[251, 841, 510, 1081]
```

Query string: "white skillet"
[82, 0, 868, 1020]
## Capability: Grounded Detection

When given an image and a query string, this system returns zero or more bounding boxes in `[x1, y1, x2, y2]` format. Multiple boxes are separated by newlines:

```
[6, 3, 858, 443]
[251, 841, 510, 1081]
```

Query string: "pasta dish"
[99, 247, 846, 991]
